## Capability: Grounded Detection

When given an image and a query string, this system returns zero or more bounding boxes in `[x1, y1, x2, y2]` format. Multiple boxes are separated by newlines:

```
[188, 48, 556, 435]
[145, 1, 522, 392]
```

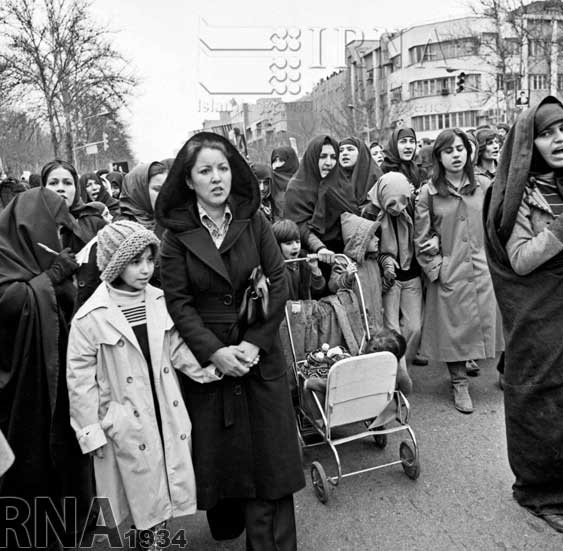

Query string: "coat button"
[126, 376, 133, 383]
[139, 443, 146, 450]
[180, 434, 187, 440]
[223, 294, 233, 306]
[133, 410, 140, 417]
[234, 384, 242, 396]
[163, 367, 170, 374]
[460, 216, 466, 221]
[118, 340, 124, 347]
[78, 281, 85, 288]
[173, 400, 179, 407]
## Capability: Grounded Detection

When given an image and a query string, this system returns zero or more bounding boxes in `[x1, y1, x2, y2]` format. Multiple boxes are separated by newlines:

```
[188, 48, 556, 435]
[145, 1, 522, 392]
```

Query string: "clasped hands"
[210, 341, 260, 377]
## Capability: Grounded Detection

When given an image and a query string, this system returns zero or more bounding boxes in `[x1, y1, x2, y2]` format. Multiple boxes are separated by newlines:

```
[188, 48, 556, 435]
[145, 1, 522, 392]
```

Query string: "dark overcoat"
[155, 132, 305, 510]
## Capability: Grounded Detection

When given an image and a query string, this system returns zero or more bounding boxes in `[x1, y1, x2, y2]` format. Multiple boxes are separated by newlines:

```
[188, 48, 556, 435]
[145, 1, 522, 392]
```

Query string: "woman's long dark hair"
[431, 128, 476, 197]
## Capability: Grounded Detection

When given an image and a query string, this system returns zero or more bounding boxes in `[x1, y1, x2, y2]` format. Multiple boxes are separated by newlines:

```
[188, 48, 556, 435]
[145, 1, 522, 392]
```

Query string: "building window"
[497, 74, 518, 91]
[409, 74, 481, 98]
[412, 111, 478, 132]
[408, 38, 478, 66]
[390, 54, 402, 72]
[529, 74, 548, 90]
[391, 86, 402, 102]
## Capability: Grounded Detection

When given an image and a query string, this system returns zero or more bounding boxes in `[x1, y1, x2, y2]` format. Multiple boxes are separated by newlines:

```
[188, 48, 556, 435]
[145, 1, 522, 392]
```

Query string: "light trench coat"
[67, 283, 219, 529]
[414, 178, 504, 362]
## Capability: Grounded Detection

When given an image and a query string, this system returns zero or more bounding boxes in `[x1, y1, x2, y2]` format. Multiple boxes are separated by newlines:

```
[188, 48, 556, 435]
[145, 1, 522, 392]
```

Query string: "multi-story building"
[348, 0, 563, 142]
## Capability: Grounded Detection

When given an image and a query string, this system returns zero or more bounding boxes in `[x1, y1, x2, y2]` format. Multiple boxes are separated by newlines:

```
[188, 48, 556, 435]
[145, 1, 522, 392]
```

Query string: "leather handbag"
[238, 265, 270, 325]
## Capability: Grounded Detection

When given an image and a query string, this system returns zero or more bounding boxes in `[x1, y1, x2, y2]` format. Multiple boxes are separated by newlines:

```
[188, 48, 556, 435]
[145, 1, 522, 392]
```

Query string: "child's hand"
[345, 262, 358, 284]
[306, 256, 321, 274]
[420, 236, 440, 256]
[382, 268, 396, 293]
[89, 446, 105, 459]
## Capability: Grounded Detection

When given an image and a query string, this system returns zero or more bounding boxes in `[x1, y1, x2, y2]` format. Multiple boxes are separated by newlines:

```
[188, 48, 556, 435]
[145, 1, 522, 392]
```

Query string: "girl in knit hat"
[67, 220, 221, 550]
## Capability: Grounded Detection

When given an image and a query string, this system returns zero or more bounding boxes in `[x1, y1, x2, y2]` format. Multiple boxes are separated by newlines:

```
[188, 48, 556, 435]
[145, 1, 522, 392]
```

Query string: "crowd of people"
[1, 94, 563, 549]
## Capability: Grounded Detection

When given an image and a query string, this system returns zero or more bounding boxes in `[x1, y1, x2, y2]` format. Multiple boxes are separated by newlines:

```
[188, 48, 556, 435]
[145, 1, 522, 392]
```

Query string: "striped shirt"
[534, 176, 563, 216]
[197, 202, 232, 248]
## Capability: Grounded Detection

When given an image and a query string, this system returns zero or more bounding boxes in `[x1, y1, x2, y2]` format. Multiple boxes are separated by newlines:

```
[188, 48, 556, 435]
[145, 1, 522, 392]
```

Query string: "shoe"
[452, 382, 474, 413]
[539, 513, 563, 533]
[465, 359, 480, 377]
[412, 355, 428, 366]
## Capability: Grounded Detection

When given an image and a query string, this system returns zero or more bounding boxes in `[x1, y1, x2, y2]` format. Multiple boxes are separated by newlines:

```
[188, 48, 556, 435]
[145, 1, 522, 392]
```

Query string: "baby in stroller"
[303, 327, 413, 414]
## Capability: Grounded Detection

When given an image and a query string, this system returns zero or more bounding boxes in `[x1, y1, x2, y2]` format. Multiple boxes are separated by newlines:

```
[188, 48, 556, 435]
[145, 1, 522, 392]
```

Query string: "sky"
[89, 0, 473, 162]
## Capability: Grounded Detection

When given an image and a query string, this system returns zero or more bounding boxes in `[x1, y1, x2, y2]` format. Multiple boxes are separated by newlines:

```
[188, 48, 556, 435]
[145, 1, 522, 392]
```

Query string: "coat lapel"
[78, 283, 143, 356]
[176, 219, 251, 283]
[177, 228, 232, 284]
[220, 219, 250, 255]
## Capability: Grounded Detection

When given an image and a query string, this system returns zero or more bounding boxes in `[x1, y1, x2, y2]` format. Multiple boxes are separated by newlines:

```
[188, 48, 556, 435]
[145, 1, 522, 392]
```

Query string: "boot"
[447, 363, 474, 414]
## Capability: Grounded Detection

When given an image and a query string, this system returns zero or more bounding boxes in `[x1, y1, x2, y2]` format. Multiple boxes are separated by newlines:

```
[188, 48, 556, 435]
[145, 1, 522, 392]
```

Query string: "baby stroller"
[283, 253, 420, 503]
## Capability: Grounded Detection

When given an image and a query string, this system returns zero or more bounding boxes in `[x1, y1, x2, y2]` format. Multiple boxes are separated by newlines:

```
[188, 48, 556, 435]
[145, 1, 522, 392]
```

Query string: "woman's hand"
[419, 236, 440, 256]
[89, 446, 105, 459]
[316, 247, 335, 264]
[237, 341, 260, 368]
[210, 346, 250, 377]
[345, 262, 358, 284]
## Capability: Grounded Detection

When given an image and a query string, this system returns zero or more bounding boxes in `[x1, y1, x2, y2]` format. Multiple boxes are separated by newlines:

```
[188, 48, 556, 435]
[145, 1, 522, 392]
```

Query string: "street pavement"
[92, 357, 563, 550]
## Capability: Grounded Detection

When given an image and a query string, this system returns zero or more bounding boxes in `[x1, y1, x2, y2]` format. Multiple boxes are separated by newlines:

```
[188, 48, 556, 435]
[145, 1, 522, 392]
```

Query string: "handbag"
[238, 265, 270, 325]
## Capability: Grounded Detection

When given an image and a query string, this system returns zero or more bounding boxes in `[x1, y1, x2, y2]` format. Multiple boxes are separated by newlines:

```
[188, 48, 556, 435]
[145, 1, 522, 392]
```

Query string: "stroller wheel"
[399, 441, 420, 480]
[311, 461, 330, 503]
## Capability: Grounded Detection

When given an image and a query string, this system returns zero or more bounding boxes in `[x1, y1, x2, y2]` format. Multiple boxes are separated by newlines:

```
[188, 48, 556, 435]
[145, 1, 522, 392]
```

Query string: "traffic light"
[102, 132, 109, 151]
[456, 72, 466, 93]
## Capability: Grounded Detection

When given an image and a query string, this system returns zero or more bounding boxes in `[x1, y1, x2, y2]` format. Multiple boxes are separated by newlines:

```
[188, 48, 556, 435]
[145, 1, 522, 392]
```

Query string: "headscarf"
[270, 146, 299, 215]
[78, 172, 118, 212]
[40, 159, 84, 217]
[486, 96, 563, 247]
[381, 127, 426, 188]
[337, 136, 382, 205]
[119, 162, 165, 231]
[155, 132, 259, 233]
[367, 172, 414, 270]
[284, 135, 339, 235]
[40, 160, 105, 247]
[0, 188, 75, 289]
[106, 171, 124, 194]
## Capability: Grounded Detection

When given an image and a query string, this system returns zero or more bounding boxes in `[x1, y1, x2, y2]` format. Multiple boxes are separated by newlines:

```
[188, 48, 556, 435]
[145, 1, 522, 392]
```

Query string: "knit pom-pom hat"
[96, 220, 160, 282]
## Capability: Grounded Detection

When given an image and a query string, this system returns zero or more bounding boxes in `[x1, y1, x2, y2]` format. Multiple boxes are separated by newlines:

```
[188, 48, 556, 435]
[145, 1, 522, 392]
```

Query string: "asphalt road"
[91, 357, 563, 550]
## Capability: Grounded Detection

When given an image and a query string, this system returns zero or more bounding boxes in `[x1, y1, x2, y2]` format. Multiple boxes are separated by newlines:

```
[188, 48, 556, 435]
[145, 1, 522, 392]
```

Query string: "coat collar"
[75, 283, 172, 365]
[175, 218, 250, 285]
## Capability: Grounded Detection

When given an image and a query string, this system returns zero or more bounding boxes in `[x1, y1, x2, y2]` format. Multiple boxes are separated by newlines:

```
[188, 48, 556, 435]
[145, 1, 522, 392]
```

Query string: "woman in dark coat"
[155, 132, 305, 550]
[484, 96, 563, 532]
[271, 145, 299, 216]
[0, 188, 96, 548]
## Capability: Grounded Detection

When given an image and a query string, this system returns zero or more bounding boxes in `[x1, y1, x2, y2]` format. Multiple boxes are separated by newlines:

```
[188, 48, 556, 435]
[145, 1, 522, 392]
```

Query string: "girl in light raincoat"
[67, 220, 221, 550]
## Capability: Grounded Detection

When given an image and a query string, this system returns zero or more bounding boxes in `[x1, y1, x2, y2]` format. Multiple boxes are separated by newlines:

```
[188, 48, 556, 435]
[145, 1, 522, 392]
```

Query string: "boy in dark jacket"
[272, 219, 326, 300]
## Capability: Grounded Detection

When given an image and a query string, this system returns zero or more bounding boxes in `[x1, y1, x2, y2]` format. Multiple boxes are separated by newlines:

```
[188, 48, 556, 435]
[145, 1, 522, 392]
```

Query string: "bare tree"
[0, 0, 137, 162]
